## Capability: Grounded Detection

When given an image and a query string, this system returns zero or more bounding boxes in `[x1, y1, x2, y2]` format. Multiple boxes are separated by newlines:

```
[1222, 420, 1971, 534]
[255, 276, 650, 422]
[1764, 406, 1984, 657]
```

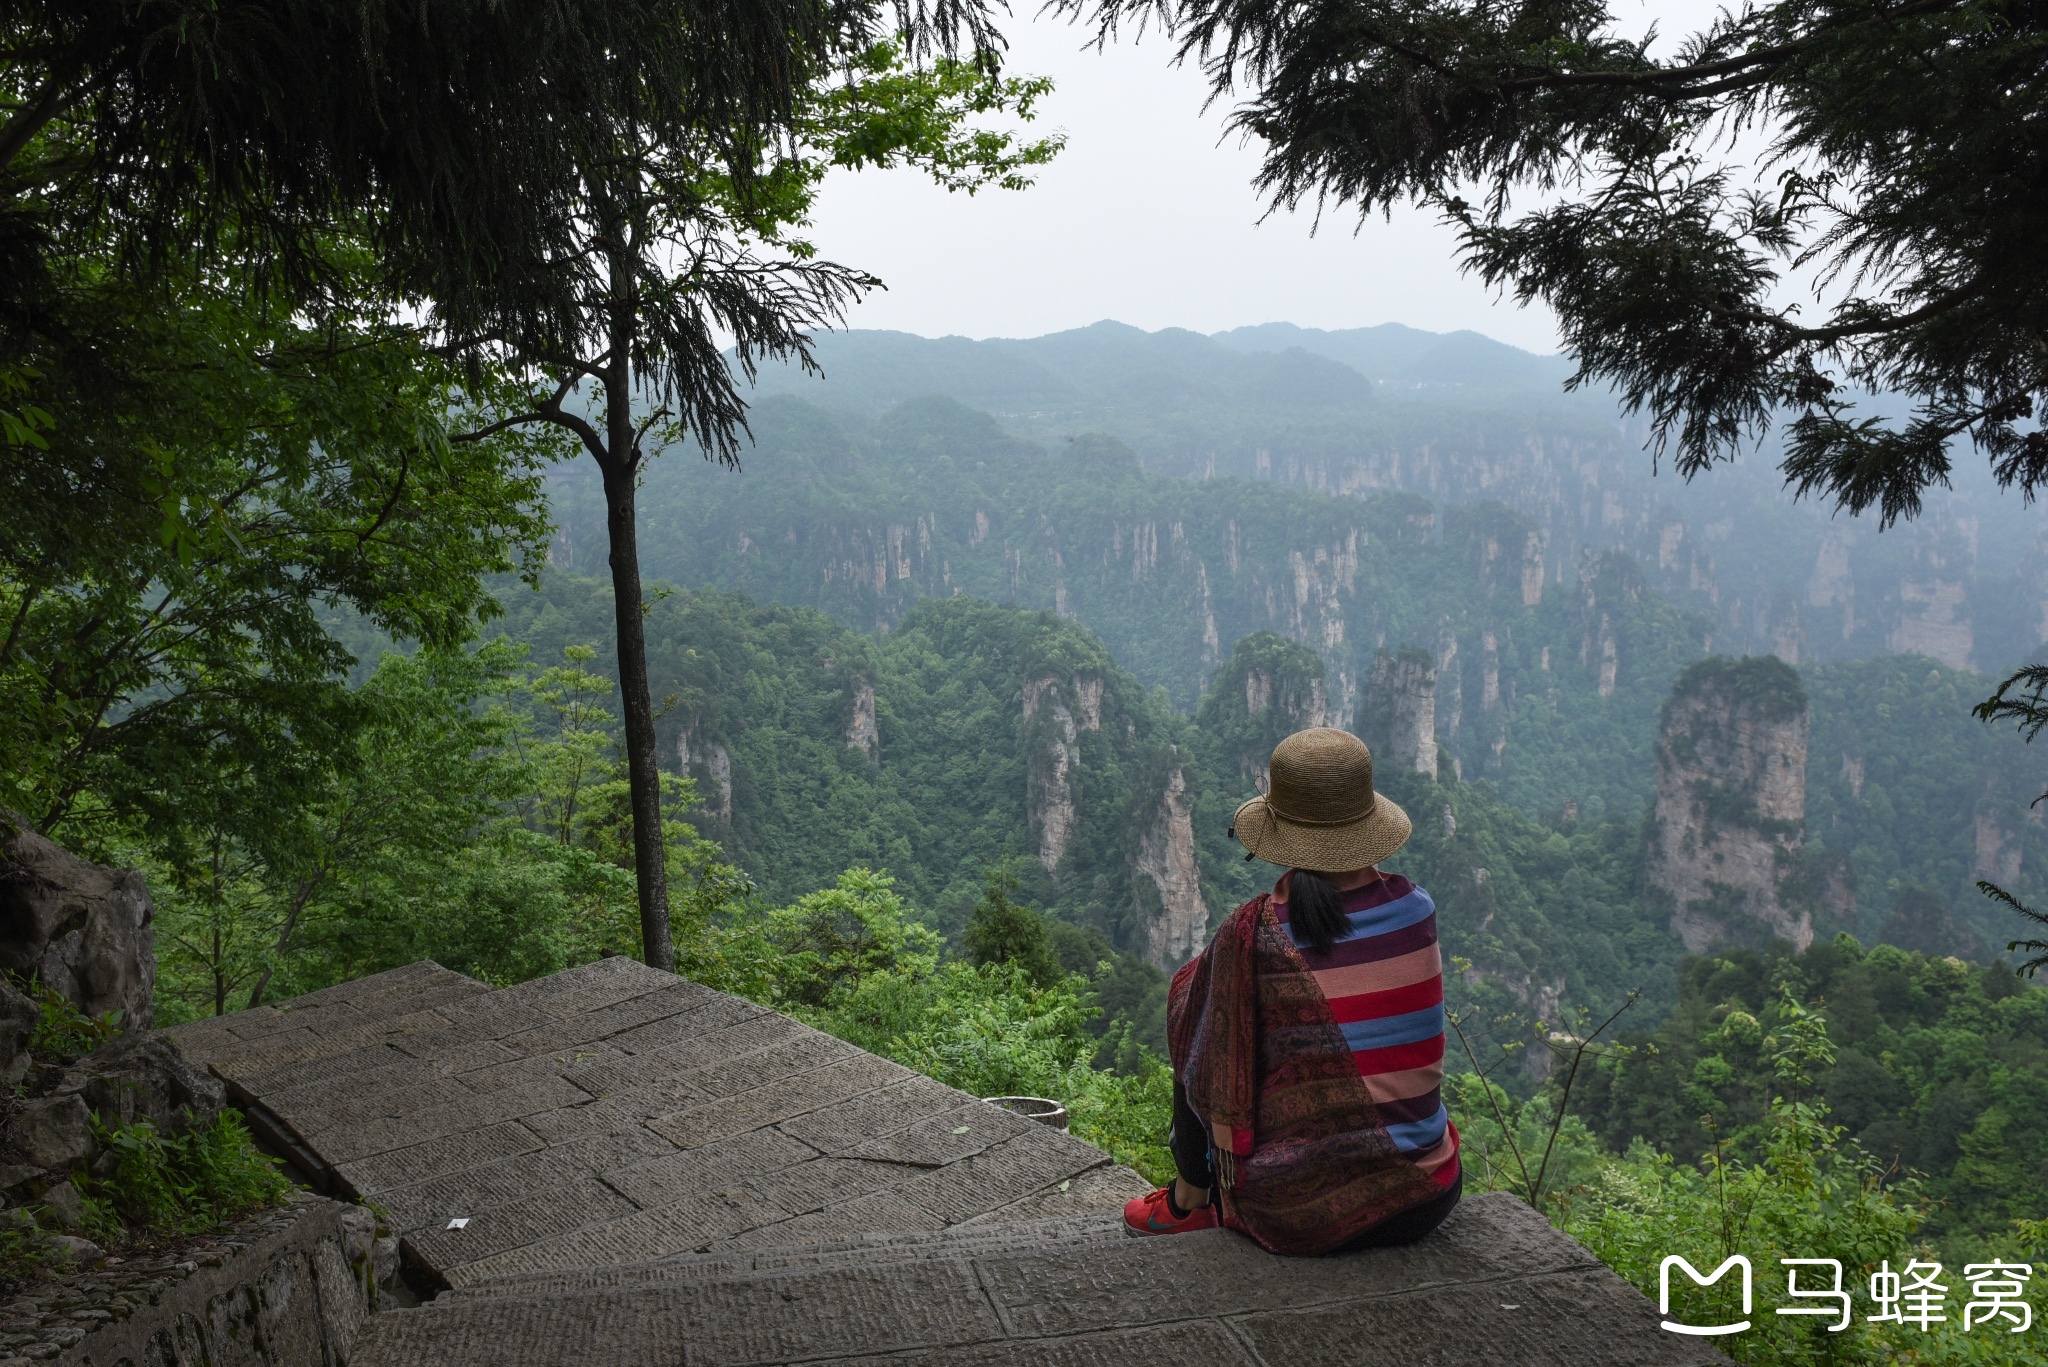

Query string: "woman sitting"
[1124, 727, 1462, 1254]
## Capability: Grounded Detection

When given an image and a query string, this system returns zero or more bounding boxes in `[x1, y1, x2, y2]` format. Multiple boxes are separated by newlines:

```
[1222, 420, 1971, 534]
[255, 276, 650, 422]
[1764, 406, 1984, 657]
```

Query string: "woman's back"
[1136, 728, 1463, 1253]
[1274, 873, 1460, 1190]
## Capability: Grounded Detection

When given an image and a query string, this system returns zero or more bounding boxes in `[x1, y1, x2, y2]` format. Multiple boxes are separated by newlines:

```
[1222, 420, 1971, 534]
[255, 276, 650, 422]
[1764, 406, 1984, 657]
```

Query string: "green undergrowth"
[2, 1107, 293, 1290]
[1460, 996, 2046, 1366]
[5, 985, 293, 1288]
[0, 1222, 56, 1290]
[79, 1111, 296, 1242]
[16, 976, 121, 1064]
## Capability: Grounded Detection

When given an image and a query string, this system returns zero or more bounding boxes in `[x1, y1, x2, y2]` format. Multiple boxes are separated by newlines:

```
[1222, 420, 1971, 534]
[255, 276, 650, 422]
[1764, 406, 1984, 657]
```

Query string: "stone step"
[351, 1193, 1733, 1367]
[175, 960, 1730, 1367]
[172, 958, 1149, 1293]
[442, 1209, 1129, 1299]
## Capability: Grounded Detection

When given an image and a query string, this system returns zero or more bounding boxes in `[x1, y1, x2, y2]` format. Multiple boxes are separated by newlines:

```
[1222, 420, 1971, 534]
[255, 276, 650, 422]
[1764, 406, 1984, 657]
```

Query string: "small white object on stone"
[446, 1217, 470, 1230]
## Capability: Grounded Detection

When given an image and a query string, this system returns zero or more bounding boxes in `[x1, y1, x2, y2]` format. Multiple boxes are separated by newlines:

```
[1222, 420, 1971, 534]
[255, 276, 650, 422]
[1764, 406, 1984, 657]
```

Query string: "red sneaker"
[1123, 1186, 1219, 1237]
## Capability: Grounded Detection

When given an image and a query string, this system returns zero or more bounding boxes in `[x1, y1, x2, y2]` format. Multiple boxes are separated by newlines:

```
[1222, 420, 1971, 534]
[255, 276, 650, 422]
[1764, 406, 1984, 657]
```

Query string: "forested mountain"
[549, 395, 1708, 820]
[732, 322, 2047, 675]
[488, 579, 1683, 1036]
[542, 388, 2046, 955]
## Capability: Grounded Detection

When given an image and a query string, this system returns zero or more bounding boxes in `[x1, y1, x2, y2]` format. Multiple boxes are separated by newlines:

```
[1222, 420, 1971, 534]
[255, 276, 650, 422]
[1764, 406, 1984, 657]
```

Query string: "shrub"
[84, 1111, 294, 1240]
[1554, 998, 1990, 1367]
[20, 980, 119, 1065]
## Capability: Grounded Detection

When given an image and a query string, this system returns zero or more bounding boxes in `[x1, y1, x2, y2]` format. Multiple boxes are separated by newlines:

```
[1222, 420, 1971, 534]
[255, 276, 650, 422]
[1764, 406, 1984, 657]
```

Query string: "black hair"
[1287, 869, 1350, 955]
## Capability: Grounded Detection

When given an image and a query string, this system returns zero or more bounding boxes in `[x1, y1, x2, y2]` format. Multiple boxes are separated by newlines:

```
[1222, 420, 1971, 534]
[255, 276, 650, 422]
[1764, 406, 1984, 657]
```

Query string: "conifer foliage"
[3, 0, 1059, 972]
[963, 867, 1064, 989]
[1065, 0, 2048, 528]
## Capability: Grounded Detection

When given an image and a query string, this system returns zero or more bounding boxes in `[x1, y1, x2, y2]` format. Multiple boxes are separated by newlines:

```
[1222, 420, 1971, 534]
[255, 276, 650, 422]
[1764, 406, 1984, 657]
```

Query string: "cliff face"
[1135, 762, 1207, 967]
[1196, 632, 1330, 793]
[676, 727, 734, 822]
[1648, 657, 1814, 951]
[1024, 667, 1216, 965]
[1023, 672, 1101, 873]
[846, 680, 879, 760]
[1360, 648, 1438, 779]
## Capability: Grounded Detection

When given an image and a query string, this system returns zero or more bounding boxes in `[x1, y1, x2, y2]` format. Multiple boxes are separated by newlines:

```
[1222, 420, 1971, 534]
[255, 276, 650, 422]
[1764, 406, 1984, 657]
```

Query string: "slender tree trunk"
[599, 276, 674, 973]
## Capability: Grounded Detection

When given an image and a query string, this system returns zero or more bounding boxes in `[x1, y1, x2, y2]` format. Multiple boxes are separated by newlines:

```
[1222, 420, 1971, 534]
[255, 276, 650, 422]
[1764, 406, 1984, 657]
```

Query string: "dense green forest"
[551, 392, 1718, 817]
[482, 577, 1683, 1018]
[548, 392, 2048, 950]
[1576, 938, 2048, 1257]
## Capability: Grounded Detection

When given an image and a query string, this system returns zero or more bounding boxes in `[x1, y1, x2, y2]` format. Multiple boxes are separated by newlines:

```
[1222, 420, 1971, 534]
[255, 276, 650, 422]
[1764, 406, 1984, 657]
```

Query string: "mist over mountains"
[531, 321, 2046, 974]
[738, 321, 2045, 674]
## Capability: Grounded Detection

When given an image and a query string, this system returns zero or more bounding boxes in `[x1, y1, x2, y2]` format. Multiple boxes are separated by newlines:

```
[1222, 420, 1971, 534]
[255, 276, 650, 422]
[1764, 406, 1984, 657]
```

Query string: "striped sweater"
[1274, 872, 1461, 1188]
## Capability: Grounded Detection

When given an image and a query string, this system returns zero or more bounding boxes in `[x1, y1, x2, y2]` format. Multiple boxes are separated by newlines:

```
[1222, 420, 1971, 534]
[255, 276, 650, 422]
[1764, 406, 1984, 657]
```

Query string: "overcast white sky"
[804, 2, 1726, 352]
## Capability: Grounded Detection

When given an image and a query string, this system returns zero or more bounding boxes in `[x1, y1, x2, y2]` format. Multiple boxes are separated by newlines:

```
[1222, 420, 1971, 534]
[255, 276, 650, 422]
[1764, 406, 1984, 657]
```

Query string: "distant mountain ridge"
[1211, 321, 1578, 392]
[544, 391, 2045, 957]
[741, 321, 2046, 675]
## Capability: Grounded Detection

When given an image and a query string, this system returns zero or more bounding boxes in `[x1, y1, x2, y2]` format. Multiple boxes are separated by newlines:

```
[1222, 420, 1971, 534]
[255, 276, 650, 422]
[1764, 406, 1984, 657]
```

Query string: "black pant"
[1169, 1079, 1462, 1251]
[1167, 1077, 1217, 1188]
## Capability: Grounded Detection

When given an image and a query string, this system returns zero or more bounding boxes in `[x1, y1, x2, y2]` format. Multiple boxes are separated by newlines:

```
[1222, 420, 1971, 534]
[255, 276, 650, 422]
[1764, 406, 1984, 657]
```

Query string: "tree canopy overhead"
[5, 0, 1060, 976]
[3, 0, 1003, 317]
[1067, 0, 2048, 527]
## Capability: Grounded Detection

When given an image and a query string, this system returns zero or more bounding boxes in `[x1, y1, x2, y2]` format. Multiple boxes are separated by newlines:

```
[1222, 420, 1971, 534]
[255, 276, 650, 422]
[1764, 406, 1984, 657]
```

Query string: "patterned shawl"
[1167, 892, 1441, 1256]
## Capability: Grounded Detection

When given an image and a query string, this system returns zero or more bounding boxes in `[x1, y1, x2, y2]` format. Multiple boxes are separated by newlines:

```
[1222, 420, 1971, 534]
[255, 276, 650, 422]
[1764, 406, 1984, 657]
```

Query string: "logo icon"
[1660, 1255, 1753, 1336]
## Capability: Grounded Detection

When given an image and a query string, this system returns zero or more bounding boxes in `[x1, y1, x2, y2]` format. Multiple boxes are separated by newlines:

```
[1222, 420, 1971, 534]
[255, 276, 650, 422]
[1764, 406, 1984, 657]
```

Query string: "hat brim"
[1232, 793, 1412, 871]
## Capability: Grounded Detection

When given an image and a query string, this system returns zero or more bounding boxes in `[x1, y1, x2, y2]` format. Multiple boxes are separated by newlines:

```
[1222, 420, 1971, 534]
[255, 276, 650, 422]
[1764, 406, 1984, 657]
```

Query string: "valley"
[477, 323, 2048, 1261]
[532, 328, 2045, 978]
[734, 322, 2048, 676]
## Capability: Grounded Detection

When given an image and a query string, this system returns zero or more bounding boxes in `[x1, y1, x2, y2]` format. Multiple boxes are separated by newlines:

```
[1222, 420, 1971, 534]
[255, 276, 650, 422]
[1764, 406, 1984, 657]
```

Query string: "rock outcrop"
[1197, 632, 1330, 792]
[0, 812, 156, 1031]
[0, 820, 235, 1204]
[1, 976, 36, 1084]
[1648, 657, 1815, 951]
[1360, 648, 1438, 779]
[846, 679, 880, 760]
[1973, 804, 2025, 887]
[1135, 762, 1207, 967]
[1023, 673, 1102, 873]
[675, 727, 734, 823]
[65, 1029, 226, 1136]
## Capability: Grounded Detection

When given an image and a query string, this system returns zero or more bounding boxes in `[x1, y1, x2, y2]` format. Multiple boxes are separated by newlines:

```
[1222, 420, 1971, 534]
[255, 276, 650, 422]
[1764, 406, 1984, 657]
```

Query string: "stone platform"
[171, 957, 1730, 1366]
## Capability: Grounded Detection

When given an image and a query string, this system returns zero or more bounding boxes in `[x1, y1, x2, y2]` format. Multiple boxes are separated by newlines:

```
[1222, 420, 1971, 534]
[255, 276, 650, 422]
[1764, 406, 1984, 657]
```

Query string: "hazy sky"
[804, 3, 1723, 352]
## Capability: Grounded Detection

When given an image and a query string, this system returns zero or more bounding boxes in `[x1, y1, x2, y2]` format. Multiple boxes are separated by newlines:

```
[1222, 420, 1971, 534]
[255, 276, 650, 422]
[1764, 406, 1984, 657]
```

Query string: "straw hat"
[1231, 728, 1411, 871]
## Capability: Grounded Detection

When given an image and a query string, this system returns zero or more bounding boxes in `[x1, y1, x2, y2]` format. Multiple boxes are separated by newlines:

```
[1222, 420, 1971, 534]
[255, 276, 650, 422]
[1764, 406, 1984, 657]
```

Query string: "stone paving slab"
[173, 958, 1136, 1298]
[178, 959, 1723, 1367]
[448, 1212, 1130, 1298]
[444, 1186, 808, 1285]
[774, 1074, 972, 1153]
[708, 1187, 949, 1252]
[377, 1130, 679, 1234]
[352, 1195, 1730, 1367]
[334, 1120, 546, 1194]
[599, 1129, 824, 1209]
[569, 1010, 807, 1094]
[498, 981, 723, 1055]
